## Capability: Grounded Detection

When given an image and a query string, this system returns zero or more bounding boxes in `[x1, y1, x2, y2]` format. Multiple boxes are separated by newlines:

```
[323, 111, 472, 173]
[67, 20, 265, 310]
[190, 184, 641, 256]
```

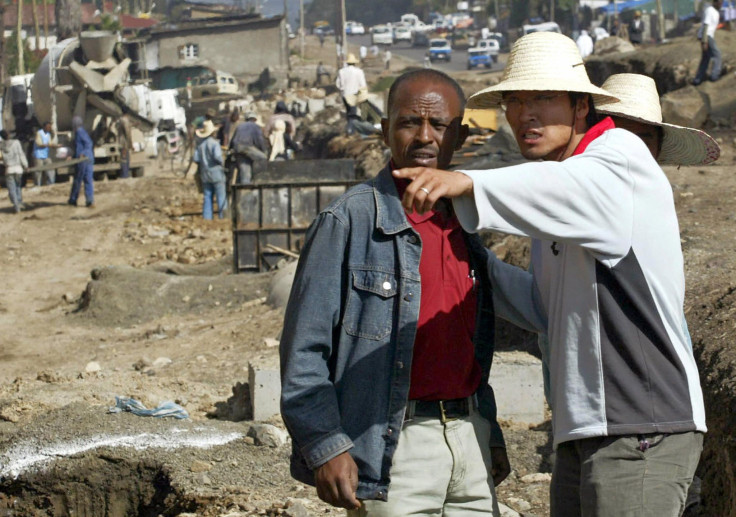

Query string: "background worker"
[281, 69, 509, 516]
[229, 111, 268, 184]
[693, 0, 723, 85]
[68, 116, 95, 208]
[628, 10, 644, 45]
[1, 129, 29, 213]
[394, 32, 706, 517]
[336, 53, 367, 113]
[598, 73, 720, 165]
[32, 121, 58, 186]
[193, 120, 227, 220]
[117, 114, 133, 178]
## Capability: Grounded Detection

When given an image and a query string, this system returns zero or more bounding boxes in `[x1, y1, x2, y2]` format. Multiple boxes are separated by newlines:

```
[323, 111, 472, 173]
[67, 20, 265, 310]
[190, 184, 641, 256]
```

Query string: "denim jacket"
[193, 136, 226, 183]
[280, 166, 504, 501]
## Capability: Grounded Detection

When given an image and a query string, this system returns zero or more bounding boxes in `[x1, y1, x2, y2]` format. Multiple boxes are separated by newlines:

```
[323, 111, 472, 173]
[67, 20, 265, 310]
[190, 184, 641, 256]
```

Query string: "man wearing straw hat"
[193, 119, 227, 220]
[393, 32, 707, 517]
[336, 53, 368, 117]
[598, 73, 720, 166]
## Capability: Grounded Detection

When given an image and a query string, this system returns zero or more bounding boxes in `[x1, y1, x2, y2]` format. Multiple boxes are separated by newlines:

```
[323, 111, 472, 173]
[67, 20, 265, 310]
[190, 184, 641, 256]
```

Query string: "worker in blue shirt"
[68, 116, 95, 208]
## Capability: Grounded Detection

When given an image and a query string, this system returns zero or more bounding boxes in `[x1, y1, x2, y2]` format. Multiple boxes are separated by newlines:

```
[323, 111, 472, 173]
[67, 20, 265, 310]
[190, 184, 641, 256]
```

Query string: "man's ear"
[380, 118, 390, 147]
[455, 123, 470, 150]
[575, 95, 590, 122]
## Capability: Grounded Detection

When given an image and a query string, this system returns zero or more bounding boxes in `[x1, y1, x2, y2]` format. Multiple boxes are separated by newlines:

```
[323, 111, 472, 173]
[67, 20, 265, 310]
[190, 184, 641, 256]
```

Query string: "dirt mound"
[585, 31, 735, 95]
[77, 265, 272, 327]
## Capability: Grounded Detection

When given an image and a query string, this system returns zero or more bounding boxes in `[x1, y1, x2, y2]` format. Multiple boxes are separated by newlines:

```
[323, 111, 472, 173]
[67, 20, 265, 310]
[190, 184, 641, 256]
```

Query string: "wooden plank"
[24, 158, 88, 173]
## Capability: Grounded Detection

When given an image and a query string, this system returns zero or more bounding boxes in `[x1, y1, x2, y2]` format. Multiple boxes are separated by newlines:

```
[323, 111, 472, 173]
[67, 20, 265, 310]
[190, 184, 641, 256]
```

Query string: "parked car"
[427, 38, 452, 62]
[476, 38, 500, 63]
[372, 25, 393, 45]
[394, 25, 412, 43]
[467, 48, 492, 69]
[345, 21, 365, 35]
[313, 21, 335, 36]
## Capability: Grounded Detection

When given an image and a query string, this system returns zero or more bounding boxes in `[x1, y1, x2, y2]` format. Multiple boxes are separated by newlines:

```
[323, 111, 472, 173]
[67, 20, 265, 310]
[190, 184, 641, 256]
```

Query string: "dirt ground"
[1, 64, 736, 515]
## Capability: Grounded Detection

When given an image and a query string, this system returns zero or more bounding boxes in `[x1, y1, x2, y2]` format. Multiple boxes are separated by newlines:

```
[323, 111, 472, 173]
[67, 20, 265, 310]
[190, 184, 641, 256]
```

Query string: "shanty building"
[140, 14, 289, 79]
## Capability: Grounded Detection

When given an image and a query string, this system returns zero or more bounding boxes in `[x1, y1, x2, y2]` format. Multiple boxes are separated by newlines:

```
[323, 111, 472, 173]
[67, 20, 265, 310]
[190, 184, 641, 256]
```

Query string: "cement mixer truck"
[3, 31, 185, 179]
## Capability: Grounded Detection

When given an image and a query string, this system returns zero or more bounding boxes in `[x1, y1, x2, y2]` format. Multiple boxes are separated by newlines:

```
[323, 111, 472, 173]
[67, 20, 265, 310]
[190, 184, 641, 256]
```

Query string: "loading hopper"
[79, 31, 117, 63]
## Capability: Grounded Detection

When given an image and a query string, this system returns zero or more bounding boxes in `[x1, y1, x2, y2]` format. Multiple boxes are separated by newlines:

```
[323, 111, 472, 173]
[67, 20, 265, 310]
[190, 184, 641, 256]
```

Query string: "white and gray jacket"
[454, 128, 707, 446]
[0, 139, 29, 175]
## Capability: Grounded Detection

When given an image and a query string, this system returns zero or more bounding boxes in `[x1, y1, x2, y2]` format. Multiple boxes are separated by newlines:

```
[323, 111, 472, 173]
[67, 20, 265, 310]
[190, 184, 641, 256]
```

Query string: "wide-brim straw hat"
[346, 53, 359, 65]
[195, 119, 217, 138]
[467, 32, 619, 110]
[598, 73, 720, 165]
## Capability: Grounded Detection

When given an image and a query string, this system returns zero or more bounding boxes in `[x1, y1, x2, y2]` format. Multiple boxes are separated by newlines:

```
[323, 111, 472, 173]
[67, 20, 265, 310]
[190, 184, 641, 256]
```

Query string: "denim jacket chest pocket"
[343, 269, 398, 340]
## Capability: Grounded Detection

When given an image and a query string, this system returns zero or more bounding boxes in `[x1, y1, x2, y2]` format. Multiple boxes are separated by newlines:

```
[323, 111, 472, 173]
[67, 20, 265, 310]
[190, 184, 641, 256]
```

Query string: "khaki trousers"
[551, 431, 703, 517]
[348, 408, 500, 517]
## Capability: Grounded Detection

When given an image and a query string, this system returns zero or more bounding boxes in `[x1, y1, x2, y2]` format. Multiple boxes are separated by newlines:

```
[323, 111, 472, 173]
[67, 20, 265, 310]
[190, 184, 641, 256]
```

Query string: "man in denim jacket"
[280, 69, 509, 516]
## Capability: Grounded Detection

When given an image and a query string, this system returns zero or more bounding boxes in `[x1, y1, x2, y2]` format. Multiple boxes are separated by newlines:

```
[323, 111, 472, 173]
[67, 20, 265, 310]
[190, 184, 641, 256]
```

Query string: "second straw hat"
[467, 32, 619, 110]
[598, 73, 720, 165]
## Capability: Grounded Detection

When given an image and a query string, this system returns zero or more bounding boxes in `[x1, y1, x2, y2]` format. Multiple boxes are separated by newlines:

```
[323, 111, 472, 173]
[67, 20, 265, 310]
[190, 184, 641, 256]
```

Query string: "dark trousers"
[694, 36, 722, 83]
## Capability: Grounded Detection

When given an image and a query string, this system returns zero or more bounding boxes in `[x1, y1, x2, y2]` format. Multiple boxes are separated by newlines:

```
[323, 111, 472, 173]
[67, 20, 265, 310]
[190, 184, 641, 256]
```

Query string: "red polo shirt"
[394, 175, 481, 401]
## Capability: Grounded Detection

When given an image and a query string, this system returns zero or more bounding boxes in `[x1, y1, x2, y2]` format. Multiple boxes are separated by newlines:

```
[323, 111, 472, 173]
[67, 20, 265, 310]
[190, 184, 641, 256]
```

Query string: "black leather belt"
[405, 397, 473, 423]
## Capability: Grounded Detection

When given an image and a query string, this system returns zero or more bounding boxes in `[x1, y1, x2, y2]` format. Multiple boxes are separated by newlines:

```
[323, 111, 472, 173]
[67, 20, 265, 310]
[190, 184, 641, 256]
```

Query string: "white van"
[372, 25, 393, 45]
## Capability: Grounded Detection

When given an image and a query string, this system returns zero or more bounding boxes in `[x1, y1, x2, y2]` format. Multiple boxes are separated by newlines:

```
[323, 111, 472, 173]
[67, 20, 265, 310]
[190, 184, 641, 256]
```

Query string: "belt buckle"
[439, 400, 457, 424]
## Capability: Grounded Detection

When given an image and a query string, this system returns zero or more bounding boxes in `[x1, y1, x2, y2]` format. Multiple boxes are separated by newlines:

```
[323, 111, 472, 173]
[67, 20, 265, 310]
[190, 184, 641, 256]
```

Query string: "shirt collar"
[572, 116, 615, 156]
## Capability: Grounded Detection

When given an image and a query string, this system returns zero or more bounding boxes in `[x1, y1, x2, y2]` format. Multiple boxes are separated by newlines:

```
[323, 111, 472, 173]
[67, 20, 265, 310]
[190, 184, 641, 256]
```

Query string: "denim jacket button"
[397, 361, 404, 369]
[408, 235, 418, 244]
[387, 428, 393, 436]
[403, 293, 413, 302]
[382, 281, 392, 290]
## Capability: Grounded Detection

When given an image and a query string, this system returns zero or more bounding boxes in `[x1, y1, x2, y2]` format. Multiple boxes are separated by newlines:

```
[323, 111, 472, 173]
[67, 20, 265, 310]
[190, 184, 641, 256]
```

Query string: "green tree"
[6, 30, 41, 75]
[99, 13, 122, 31]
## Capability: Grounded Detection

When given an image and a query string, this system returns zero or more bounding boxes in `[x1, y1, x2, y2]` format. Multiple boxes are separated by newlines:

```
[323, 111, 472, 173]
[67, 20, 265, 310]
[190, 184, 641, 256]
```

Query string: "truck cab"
[428, 38, 452, 62]
[476, 38, 500, 62]
[467, 48, 492, 69]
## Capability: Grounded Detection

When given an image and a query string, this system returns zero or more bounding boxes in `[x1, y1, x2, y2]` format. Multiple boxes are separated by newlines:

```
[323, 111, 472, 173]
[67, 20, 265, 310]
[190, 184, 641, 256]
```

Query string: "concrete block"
[267, 260, 297, 311]
[248, 362, 281, 422]
[489, 351, 545, 426]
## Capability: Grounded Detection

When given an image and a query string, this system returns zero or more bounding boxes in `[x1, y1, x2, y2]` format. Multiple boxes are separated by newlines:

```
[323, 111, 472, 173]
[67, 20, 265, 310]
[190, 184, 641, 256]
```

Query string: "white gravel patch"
[1, 428, 243, 479]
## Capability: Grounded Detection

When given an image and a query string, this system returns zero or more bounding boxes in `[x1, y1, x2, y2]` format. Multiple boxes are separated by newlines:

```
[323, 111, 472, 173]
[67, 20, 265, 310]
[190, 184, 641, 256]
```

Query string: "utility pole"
[0, 2, 5, 86]
[17, 0, 25, 75]
[549, 0, 554, 21]
[300, 0, 304, 58]
[32, 0, 40, 52]
[43, 0, 49, 49]
[655, 0, 665, 41]
[336, 0, 346, 70]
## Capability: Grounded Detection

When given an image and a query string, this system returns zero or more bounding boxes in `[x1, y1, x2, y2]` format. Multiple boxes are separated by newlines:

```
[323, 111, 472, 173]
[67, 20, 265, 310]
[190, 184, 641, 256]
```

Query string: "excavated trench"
[1, 455, 195, 516]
